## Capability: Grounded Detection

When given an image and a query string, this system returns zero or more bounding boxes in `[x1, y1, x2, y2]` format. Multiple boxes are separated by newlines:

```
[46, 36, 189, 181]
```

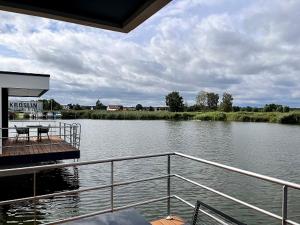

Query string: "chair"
[190, 200, 247, 225]
[37, 124, 50, 141]
[14, 125, 30, 142]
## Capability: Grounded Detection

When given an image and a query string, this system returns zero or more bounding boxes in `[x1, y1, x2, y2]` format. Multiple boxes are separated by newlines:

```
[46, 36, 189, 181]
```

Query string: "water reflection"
[0, 167, 79, 225]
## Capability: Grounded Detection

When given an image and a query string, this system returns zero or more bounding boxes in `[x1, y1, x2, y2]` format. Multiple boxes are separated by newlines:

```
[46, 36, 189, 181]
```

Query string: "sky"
[0, 0, 300, 107]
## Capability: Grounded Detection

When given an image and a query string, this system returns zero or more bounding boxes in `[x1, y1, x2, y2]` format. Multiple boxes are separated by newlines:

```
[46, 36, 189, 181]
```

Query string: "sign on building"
[9, 101, 43, 112]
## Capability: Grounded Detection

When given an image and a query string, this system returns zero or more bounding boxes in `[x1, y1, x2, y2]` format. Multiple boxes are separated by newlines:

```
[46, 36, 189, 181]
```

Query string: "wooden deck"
[0, 136, 80, 165]
[151, 216, 185, 225]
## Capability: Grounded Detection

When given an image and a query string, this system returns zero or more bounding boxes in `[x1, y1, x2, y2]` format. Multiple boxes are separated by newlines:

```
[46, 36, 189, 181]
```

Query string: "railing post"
[33, 172, 37, 225]
[73, 126, 77, 147]
[70, 125, 72, 146]
[64, 123, 66, 141]
[167, 154, 171, 218]
[59, 122, 61, 138]
[111, 161, 114, 212]
[282, 185, 288, 225]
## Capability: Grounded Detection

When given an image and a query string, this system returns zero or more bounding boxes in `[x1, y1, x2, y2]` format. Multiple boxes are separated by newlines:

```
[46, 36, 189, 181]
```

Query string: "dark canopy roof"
[0, 0, 171, 32]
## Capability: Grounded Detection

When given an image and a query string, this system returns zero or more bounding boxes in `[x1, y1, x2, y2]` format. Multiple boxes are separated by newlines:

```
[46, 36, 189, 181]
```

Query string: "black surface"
[1, 88, 8, 139]
[61, 209, 151, 225]
[0, 71, 50, 77]
[0, 0, 156, 28]
[193, 200, 247, 225]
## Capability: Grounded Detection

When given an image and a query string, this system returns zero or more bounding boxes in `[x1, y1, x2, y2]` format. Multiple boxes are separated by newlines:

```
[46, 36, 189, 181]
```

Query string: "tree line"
[40, 93, 290, 113]
[165, 91, 290, 113]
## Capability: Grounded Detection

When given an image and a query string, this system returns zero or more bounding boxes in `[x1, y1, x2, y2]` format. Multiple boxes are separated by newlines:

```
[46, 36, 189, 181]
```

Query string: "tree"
[67, 104, 74, 110]
[149, 106, 154, 111]
[206, 92, 219, 110]
[165, 91, 184, 112]
[276, 105, 283, 112]
[283, 106, 290, 112]
[95, 99, 105, 110]
[39, 99, 62, 111]
[196, 91, 207, 109]
[136, 104, 143, 111]
[220, 92, 233, 112]
[232, 106, 240, 112]
[74, 104, 82, 110]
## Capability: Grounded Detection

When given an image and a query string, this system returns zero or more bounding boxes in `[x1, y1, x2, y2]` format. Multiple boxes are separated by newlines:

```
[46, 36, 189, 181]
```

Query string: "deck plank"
[1, 136, 78, 158]
[151, 217, 185, 225]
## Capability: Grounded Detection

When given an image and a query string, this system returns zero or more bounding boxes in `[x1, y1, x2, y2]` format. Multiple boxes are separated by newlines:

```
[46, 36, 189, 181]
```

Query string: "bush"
[23, 113, 30, 119]
[278, 113, 300, 124]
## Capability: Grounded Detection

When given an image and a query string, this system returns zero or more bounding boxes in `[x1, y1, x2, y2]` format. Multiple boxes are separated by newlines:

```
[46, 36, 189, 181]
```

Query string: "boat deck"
[151, 217, 185, 225]
[0, 136, 80, 164]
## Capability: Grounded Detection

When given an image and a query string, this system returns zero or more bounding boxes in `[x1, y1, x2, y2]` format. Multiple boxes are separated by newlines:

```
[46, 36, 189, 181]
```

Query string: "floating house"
[0, 71, 81, 164]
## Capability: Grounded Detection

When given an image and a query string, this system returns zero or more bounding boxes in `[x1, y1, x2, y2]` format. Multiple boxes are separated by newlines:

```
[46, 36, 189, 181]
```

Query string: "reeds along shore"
[61, 110, 300, 124]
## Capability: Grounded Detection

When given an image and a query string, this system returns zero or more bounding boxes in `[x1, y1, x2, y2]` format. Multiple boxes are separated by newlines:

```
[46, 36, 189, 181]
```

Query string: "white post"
[0, 87, 2, 155]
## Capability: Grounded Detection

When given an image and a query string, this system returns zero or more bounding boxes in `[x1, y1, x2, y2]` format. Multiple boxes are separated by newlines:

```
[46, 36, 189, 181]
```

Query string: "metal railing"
[0, 152, 299, 225]
[0, 121, 81, 153]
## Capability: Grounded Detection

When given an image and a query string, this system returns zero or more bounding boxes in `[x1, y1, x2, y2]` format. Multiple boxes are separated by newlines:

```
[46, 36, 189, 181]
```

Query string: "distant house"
[62, 105, 70, 110]
[107, 105, 123, 111]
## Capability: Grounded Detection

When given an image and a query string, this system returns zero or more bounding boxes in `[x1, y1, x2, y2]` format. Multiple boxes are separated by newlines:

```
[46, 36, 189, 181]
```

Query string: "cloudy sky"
[0, 0, 299, 107]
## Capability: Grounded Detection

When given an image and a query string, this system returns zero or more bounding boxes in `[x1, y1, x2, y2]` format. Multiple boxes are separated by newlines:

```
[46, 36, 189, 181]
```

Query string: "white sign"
[9, 101, 43, 112]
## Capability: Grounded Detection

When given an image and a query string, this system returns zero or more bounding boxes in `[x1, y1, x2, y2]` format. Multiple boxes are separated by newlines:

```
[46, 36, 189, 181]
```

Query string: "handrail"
[0, 152, 298, 225]
[174, 152, 300, 190]
[0, 152, 174, 177]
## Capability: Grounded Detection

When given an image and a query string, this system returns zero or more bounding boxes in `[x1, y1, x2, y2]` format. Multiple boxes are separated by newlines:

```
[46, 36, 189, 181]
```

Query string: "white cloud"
[0, 0, 300, 106]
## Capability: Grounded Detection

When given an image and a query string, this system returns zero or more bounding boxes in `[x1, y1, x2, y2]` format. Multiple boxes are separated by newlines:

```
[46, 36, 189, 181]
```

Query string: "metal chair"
[14, 125, 30, 142]
[37, 124, 50, 141]
[190, 200, 247, 225]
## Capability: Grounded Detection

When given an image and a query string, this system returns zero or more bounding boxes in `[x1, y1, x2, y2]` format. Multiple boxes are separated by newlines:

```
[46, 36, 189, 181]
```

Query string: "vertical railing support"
[167, 154, 171, 218]
[282, 185, 288, 225]
[111, 161, 114, 212]
[64, 123, 66, 141]
[70, 125, 72, 146]
[33, 172, 37, 225]
[59, 122, 61, 138]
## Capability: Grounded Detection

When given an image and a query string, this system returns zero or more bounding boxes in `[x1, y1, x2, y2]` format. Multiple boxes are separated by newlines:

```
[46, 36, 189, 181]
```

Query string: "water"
[0, 120, 299, 224]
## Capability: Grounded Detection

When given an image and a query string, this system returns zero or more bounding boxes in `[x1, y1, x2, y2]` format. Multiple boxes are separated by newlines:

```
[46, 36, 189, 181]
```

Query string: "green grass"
[61, 110, 300, 124]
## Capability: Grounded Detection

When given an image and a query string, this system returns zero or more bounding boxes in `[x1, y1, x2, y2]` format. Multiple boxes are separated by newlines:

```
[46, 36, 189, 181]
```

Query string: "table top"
[26, 125, 43, 128]
[61, 209, 151, 225]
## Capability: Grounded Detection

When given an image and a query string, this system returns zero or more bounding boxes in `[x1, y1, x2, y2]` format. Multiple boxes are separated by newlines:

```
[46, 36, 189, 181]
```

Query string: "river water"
[0, 120, 299, 224]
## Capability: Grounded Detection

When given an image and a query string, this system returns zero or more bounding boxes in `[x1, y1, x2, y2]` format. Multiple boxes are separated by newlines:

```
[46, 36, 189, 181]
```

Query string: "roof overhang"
[0, 71, 49, 97]
[0, 0, 171, 33]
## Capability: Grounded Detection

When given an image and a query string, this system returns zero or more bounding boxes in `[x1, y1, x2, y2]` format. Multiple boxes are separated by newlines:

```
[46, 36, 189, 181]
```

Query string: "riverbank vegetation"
[61, 110, 300, 125]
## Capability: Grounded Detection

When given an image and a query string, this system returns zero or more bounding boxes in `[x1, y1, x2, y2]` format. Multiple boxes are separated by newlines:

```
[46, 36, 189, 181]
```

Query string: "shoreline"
[61, 110, 300, 125]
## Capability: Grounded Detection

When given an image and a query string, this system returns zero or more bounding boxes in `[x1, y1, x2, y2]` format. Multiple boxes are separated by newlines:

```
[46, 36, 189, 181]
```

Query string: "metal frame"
[0, 152, 299, 225]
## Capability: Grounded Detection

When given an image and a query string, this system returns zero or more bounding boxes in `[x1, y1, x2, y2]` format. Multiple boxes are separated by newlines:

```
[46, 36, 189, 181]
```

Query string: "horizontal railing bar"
[0, 174, 173, 206]
[173, 195, 230, 225]
[0, 152, 174, 177]
[287, 220, 300, 225]
[174, 174, 282, 220]
[174, 174, 300, 225]
[175, 152, 300, 190]
[45, 196, 171, 225]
